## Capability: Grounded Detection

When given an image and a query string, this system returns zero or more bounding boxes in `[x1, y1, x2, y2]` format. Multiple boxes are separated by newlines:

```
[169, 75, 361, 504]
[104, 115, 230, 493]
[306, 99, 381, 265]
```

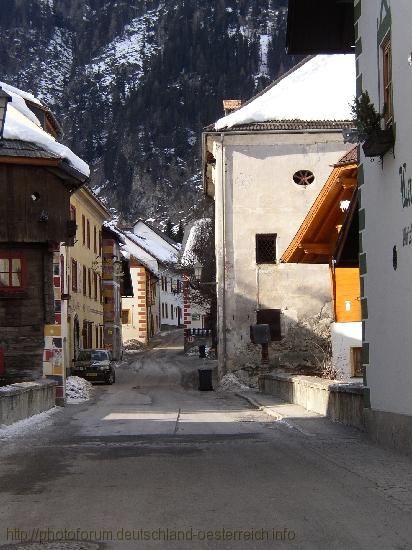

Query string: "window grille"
[256, 234, 277, 264]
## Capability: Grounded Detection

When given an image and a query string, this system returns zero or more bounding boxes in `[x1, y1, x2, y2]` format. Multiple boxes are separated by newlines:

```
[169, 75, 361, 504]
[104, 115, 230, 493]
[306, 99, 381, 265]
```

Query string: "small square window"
[256, 234, 277, 264]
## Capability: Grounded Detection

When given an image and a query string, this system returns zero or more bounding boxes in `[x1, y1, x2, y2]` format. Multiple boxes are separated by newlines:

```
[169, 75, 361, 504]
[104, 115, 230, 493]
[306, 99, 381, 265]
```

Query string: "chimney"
[223, 99, 242, 116]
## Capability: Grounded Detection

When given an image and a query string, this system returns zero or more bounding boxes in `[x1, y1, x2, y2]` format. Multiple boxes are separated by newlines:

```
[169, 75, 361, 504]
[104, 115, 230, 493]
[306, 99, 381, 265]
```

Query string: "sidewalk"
[236, 390, 360, 438]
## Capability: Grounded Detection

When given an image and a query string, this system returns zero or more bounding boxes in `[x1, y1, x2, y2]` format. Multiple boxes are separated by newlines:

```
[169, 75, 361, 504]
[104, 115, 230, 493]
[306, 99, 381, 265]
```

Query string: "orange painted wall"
[333, 267, 361, 322]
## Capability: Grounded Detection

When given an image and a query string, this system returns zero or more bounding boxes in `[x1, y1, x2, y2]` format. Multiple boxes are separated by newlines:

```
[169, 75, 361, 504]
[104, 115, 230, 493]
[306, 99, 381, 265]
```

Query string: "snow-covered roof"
[181, 218, 211, 266]
[132, 222, 179, 264]
[120, 231, 159, 276]
[215, 55, 356, 130]
[0, 81, 90, 178]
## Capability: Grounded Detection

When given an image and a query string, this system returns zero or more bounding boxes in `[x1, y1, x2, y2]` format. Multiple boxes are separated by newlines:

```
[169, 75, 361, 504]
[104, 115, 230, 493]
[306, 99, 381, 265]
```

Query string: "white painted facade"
[357, 0, 412, 416]
[205, 131, 351, 374]
[331, 322, 362, 379]
[159, 269, 183, 327]
[132, 220, 183, 329]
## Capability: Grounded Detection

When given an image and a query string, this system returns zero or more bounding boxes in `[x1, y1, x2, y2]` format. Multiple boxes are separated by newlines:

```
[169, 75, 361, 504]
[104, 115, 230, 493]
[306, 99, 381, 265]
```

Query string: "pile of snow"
[217, 373, 251, 393]
[1, 81, 90, 177]
[0, 408, 57, 440]
[215, 54, 356, 130]
[123, 339, 145, 351]
[66, 376, 93, 403]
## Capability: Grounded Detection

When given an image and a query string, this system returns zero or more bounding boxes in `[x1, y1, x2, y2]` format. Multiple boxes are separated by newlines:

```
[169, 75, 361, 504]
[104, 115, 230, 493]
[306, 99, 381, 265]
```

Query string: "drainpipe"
[220, 132, 227, 377]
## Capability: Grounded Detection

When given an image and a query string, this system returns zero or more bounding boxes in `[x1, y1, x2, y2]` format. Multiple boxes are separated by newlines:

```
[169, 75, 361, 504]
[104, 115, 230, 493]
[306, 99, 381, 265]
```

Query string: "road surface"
[1, 329, 412, 550]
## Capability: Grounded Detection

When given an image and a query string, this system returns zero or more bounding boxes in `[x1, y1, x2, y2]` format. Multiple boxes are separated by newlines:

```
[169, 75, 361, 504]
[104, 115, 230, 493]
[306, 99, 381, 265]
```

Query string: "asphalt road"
[1, 329, 412, 550]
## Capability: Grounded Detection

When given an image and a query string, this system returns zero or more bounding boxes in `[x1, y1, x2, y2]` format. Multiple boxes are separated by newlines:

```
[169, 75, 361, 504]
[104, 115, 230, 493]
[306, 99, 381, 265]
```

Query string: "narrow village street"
[1, 330, 412, 550]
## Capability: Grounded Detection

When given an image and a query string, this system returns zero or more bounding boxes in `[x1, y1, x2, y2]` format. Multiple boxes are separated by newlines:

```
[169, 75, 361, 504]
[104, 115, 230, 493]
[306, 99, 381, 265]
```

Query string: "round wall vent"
[293, 170, 315, 186]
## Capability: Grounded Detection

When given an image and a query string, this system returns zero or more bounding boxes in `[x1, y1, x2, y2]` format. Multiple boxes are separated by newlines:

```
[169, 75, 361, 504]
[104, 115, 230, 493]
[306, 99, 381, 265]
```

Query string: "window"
[293, 170, 315, 186]
[171, 306, 174, 320]
[60, 255, 65, 294]
[83, 266, 87, 295]
[99, 231, 102, 256]
[70, 205, 77, 223]
[165, 303, 168, 318]
[86, 220, 90, 249]
[256, 234, 277, 264]
[71, 259, 78, 292]
[82, 215, 86, 245]
[122, 310, 130, 324]
[94, 272, 98, 301]
[382, 35, 393, 126]
[162, 303, 165, 317]
[99, 275, 103, 303]
[257, 309, 282, 341]
[351, 347, 363, 378]
[93, 226, 97, 254]
[88, 268, 92, 298]
[0, 253, 26, 292]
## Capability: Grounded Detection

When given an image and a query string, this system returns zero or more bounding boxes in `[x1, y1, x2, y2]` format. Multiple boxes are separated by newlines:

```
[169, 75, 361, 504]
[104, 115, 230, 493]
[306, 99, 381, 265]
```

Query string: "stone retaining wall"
[0, 379, 57, 426]
[259, 373, 365, 430]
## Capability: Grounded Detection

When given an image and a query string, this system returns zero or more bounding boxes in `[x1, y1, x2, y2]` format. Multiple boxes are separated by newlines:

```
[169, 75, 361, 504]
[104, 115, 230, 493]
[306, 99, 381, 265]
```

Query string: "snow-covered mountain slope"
[0, 0, 299, 227]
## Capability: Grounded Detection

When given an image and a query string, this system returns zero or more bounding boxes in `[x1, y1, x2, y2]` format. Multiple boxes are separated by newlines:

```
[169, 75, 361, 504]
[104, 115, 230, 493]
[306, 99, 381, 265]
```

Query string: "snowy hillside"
[0, 0, 298, 227]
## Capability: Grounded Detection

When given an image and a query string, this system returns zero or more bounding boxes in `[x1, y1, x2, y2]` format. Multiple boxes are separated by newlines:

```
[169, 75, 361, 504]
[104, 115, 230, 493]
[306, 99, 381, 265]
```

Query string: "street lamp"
[0, 88, 11, 141]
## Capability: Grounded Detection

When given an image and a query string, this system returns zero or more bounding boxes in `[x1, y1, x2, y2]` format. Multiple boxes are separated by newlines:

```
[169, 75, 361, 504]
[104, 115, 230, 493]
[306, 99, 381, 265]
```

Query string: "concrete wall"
[0, 379, 56, 426]
[210, 131, 351, 373]
[331, 322, 362, 378]
[357, 1, 412, 416]
[259, 373, 365, 431]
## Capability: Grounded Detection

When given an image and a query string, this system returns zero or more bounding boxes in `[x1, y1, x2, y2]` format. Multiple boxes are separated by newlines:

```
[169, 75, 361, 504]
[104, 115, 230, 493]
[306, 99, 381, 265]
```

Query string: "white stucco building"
[203, 55, 355, 376]
[132, 220, 183, 328]
[356, 0, 412, 450]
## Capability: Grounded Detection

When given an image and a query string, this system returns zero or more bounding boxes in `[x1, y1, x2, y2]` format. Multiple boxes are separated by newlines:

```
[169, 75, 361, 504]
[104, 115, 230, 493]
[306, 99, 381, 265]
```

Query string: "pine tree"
[165, 219, 174, 239]
[176, 221, 184, 244]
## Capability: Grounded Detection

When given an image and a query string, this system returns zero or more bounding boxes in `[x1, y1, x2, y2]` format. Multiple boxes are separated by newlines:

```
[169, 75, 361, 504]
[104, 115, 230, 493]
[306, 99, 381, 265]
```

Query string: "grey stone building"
[202, 55, 355, 376]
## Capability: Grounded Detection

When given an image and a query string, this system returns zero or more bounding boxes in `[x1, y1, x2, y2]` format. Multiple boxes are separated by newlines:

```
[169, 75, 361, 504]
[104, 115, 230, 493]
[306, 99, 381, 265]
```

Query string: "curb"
[235, 392, 283, 421]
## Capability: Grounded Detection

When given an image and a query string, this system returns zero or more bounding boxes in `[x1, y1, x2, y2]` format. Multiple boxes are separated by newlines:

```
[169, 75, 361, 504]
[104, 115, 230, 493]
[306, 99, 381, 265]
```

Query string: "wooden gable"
[281, 159, 357, 265]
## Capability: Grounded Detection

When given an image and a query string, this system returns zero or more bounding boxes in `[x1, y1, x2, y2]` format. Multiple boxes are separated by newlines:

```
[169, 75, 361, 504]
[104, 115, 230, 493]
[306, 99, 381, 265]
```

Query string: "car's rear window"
[91, 351, 109, 361]
[77, 351, 91, 361]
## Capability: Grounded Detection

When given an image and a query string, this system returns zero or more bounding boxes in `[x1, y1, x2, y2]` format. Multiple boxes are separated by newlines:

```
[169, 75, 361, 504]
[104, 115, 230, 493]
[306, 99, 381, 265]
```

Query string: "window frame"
[381, 34, 393, 127]
[0, 252, 27, 293]
[82, 215, 86, 246]
[71, 259, 78, 292]
[86, 219, 91, 249]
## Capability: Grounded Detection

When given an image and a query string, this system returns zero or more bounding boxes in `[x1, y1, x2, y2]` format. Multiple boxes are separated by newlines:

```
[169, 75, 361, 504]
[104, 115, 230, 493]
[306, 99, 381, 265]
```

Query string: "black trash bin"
[198, 345, 206, 358]
[198, 368, 213, 391]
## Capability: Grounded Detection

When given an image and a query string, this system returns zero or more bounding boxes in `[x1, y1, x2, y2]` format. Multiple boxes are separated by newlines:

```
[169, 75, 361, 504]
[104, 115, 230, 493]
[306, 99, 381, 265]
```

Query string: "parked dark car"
[71, 349, 116, 384]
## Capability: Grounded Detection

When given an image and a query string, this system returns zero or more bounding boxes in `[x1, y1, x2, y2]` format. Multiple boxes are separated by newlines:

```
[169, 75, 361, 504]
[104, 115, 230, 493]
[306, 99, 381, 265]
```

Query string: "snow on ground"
[0, 407, 58, 440]
[66, 376, 93, 403]
[216, 373, 251, 393]
[215, 54, 356, 130]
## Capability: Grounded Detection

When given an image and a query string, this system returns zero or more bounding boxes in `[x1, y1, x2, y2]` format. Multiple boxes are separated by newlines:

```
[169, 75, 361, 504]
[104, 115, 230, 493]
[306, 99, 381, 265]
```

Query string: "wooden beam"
[339, 177, 356, 190]
[0, 156, 60, 167]
[299, 243, 331, 255]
